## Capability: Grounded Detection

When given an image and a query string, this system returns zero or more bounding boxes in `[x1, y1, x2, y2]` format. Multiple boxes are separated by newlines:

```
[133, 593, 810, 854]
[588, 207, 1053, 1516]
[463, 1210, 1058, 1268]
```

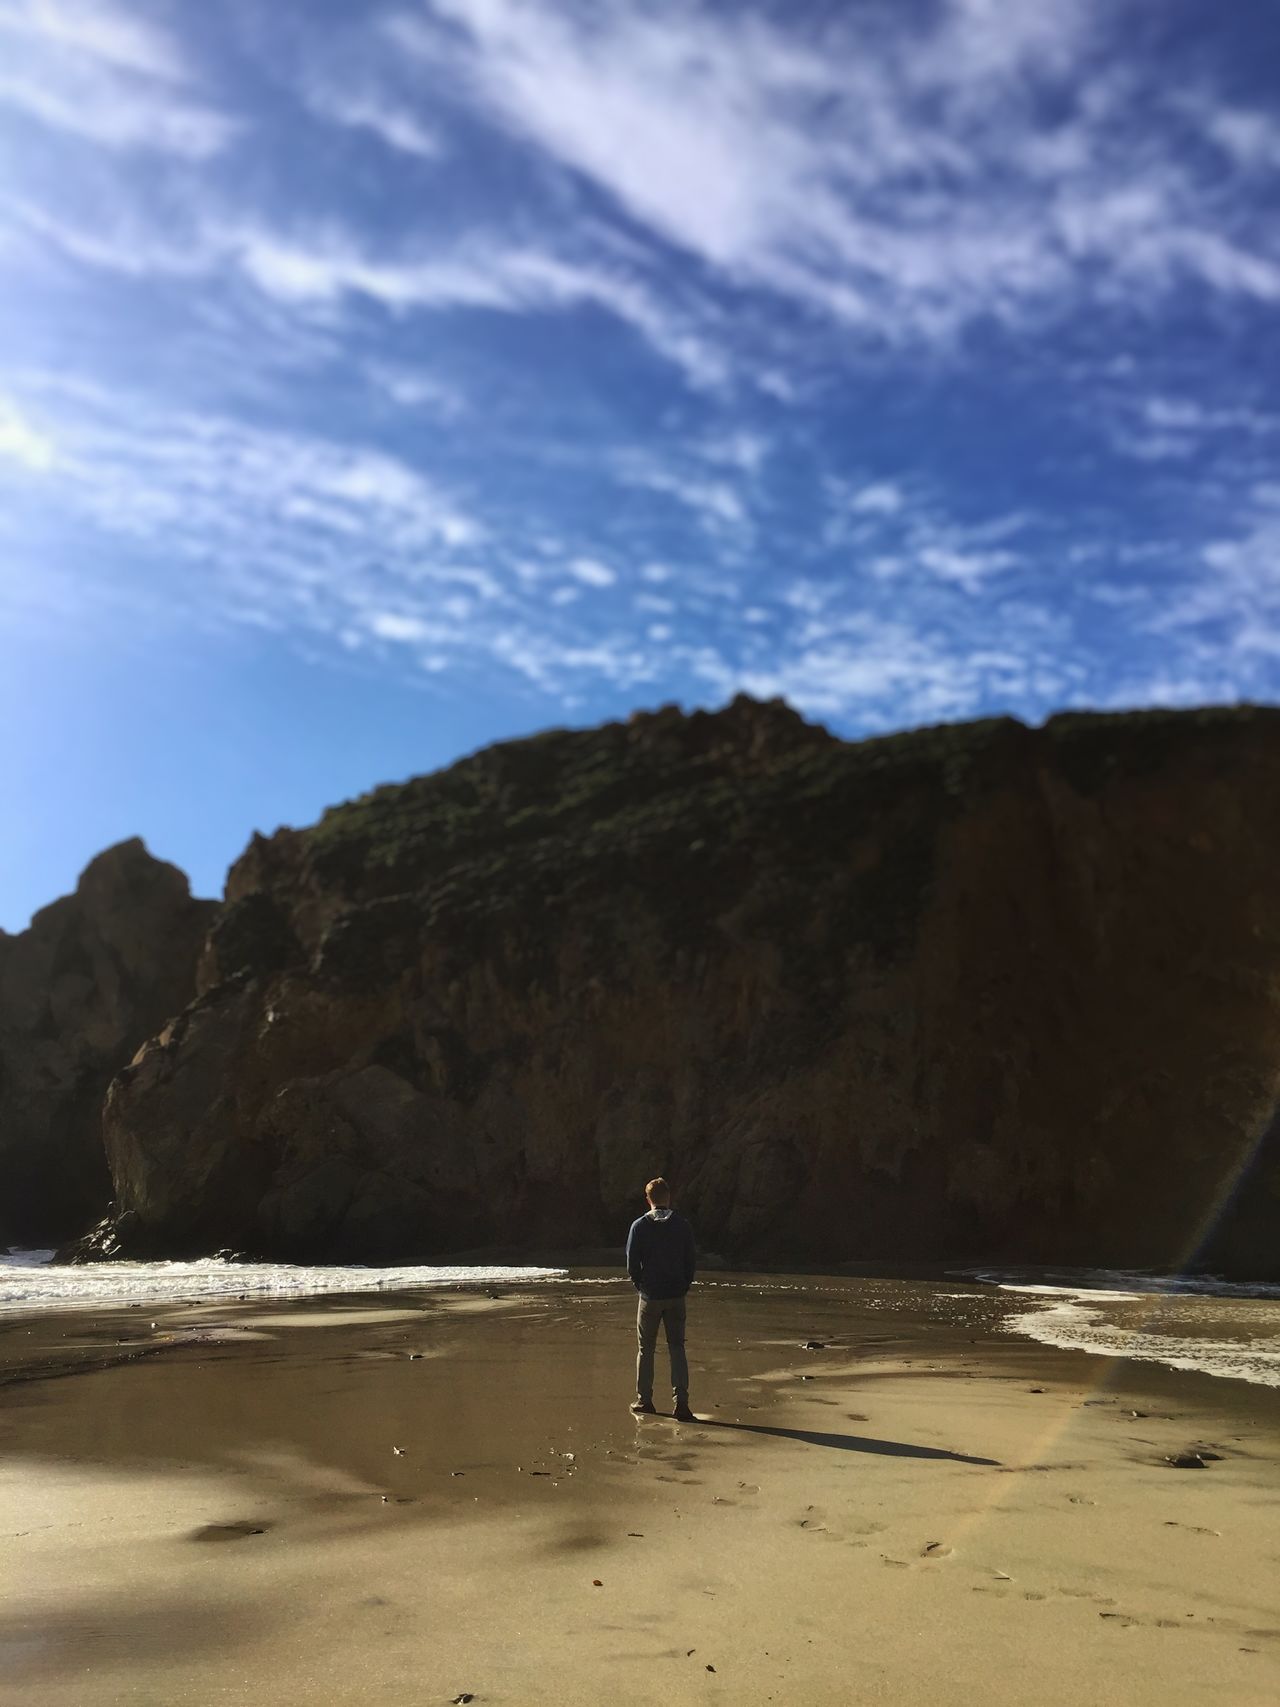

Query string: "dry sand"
[1, 1275, 1277, 1706]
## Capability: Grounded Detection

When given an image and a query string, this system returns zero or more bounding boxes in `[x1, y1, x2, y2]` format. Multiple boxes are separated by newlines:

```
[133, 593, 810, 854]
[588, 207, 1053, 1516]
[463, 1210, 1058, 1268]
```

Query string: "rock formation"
[84, 698, 1280, 1276]
[0, 840, 217, 1245]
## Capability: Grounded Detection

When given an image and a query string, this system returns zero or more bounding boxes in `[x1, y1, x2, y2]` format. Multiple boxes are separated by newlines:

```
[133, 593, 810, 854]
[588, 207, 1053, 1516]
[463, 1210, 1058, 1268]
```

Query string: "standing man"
[626, 1176, 697, 1421]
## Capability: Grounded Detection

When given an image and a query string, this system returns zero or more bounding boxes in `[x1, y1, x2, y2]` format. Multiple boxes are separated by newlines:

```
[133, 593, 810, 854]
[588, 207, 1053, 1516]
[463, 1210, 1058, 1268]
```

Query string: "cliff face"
[0, 840, 218, 1245]
[94, 699, 1280, 1275]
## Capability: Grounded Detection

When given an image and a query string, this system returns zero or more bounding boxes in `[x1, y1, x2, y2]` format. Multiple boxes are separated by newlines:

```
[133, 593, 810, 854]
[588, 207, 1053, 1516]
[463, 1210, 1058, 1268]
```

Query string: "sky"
[2, 0, 1279, 927]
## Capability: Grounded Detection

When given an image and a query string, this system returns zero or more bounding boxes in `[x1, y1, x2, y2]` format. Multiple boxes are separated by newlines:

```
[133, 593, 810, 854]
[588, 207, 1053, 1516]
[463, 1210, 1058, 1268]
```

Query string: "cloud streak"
[0, 0, 239, 157]
[387, 0, 1280, 344]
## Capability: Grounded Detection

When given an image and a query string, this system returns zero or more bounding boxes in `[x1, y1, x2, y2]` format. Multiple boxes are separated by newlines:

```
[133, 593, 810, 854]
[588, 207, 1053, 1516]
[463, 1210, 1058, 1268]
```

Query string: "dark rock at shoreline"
[0, 839, 217, 1244]
[64, 697, 1280, 1274]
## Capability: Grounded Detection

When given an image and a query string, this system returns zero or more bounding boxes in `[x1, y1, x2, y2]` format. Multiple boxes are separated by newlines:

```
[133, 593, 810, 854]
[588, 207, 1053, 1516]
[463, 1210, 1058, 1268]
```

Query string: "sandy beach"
[2, 1273, 1278, 1707]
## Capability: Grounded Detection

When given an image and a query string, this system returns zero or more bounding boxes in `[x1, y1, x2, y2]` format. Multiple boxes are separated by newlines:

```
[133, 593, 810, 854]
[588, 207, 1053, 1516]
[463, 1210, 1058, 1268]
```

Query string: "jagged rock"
[90, 698, 1280, 1274]
[0, 839, 216, 1244]
[198, 891, 302, 989]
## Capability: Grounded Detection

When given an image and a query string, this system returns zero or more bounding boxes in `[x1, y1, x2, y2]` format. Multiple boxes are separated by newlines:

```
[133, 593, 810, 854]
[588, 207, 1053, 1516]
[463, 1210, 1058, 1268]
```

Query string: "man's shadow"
[700, 1418, 1000, 1466]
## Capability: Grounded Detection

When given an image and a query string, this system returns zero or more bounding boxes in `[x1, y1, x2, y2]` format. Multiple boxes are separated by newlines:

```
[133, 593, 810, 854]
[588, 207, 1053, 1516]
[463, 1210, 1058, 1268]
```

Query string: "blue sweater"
[625, 1208, 697, 1301]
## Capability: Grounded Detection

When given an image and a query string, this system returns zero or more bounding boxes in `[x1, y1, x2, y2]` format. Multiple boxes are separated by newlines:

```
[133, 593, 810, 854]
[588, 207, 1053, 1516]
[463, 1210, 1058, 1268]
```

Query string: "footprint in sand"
[848, 1518, 887, 1537]
[880, 1544, 959, 1570]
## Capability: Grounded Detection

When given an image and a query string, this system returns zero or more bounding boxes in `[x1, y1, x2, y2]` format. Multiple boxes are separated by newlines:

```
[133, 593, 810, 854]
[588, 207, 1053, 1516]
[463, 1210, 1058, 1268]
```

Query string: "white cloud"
[2, 198, 215, 279]
[36, 390, 480, 602]
[387, 0, 1280, 345]
[5, 381, 727, 698]
[211, 227, 727, 391]
[9, 189, 729, 392]
[0, 395, 55, 470]
[0, 0, 239, 157]
[368, 611, 439, 643]
[615, 453, 749, 533]
[679, 611, 1064, 724]
[1127, 484, 1280, 691]
[366, 362, 465, 416]
[849, 481, 904, 516]
[488, 626, 658, 693]
[569, 556, 616, 588]
[302, 81, 443, 159]
[1186, 98, 1280, 173]
[6, 369, 1105, 718]
[916, 543, 1019, 594]
[823, 472, 1029, 595]
[783, 580, 836, 615]
[1105, 392, 1278, 464]
[10, 0, 186, 79]
[694, 430, 769, 474]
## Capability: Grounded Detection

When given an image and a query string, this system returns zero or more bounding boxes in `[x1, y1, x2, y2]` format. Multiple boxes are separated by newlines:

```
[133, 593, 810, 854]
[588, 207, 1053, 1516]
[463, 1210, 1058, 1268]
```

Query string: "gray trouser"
[636, 1296, 689, 1405]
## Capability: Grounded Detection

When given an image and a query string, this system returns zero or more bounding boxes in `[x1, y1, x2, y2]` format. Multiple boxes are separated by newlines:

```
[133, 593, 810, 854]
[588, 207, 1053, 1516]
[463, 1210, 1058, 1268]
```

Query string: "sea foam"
[0, 1250, 565, 1315]
[969, 1270, 1280, 1390]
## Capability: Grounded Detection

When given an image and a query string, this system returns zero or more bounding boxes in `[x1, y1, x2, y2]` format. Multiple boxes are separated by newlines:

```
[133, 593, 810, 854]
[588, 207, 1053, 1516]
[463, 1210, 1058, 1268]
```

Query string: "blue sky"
[2, 0, 1280, 927]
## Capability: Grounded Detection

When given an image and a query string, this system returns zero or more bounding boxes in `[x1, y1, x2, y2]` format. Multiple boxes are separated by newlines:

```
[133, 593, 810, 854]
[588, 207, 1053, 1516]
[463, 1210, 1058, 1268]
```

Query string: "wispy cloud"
[848, 482, 904, 517]
[1107, 392, 1279, 464]
[613, 449, 751, 536]
[9, 0, 187, 79]
[301, 79, 444, 161]
[365, 362, 466, 417]
[1182, 95, 1280, 174]
[382, 0, 1280, 347]
[0, 393, 55, 469]
[823, 476, 1030, 595]
[568, 557, 616, 588]
[0, 0, 239, 157]
[11, 195, 730, 394]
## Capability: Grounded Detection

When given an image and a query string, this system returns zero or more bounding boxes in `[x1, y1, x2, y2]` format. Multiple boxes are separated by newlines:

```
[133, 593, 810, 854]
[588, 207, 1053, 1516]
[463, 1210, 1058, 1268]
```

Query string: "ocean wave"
[965, 1266, 1280, 1301]
[1003, 1293, 1280, 1389]
[0, 1249, 566, 1314]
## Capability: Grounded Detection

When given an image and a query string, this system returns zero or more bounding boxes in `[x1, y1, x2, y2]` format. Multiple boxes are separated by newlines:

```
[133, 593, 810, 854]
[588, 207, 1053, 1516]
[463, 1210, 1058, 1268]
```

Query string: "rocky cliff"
[83, 699, 1280, 1275]
[0, 840, 217, 1245]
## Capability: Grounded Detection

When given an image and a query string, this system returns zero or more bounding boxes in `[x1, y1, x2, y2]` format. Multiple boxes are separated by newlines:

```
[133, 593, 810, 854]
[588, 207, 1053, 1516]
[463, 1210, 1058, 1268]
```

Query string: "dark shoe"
[631, 1399, 656, 1414]
[673, 1404, 696, 1422]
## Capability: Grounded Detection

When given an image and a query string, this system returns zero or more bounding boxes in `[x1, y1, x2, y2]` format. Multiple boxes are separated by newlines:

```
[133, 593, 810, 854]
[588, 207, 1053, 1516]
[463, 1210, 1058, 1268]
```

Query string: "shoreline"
[5, 1251, 1280, 1391]
[3, 1276, 1278, 1704]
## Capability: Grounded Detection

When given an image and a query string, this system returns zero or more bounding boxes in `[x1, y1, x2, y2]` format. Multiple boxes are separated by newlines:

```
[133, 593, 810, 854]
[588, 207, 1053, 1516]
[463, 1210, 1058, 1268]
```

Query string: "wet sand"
[2, 1274, 1278, 1706]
